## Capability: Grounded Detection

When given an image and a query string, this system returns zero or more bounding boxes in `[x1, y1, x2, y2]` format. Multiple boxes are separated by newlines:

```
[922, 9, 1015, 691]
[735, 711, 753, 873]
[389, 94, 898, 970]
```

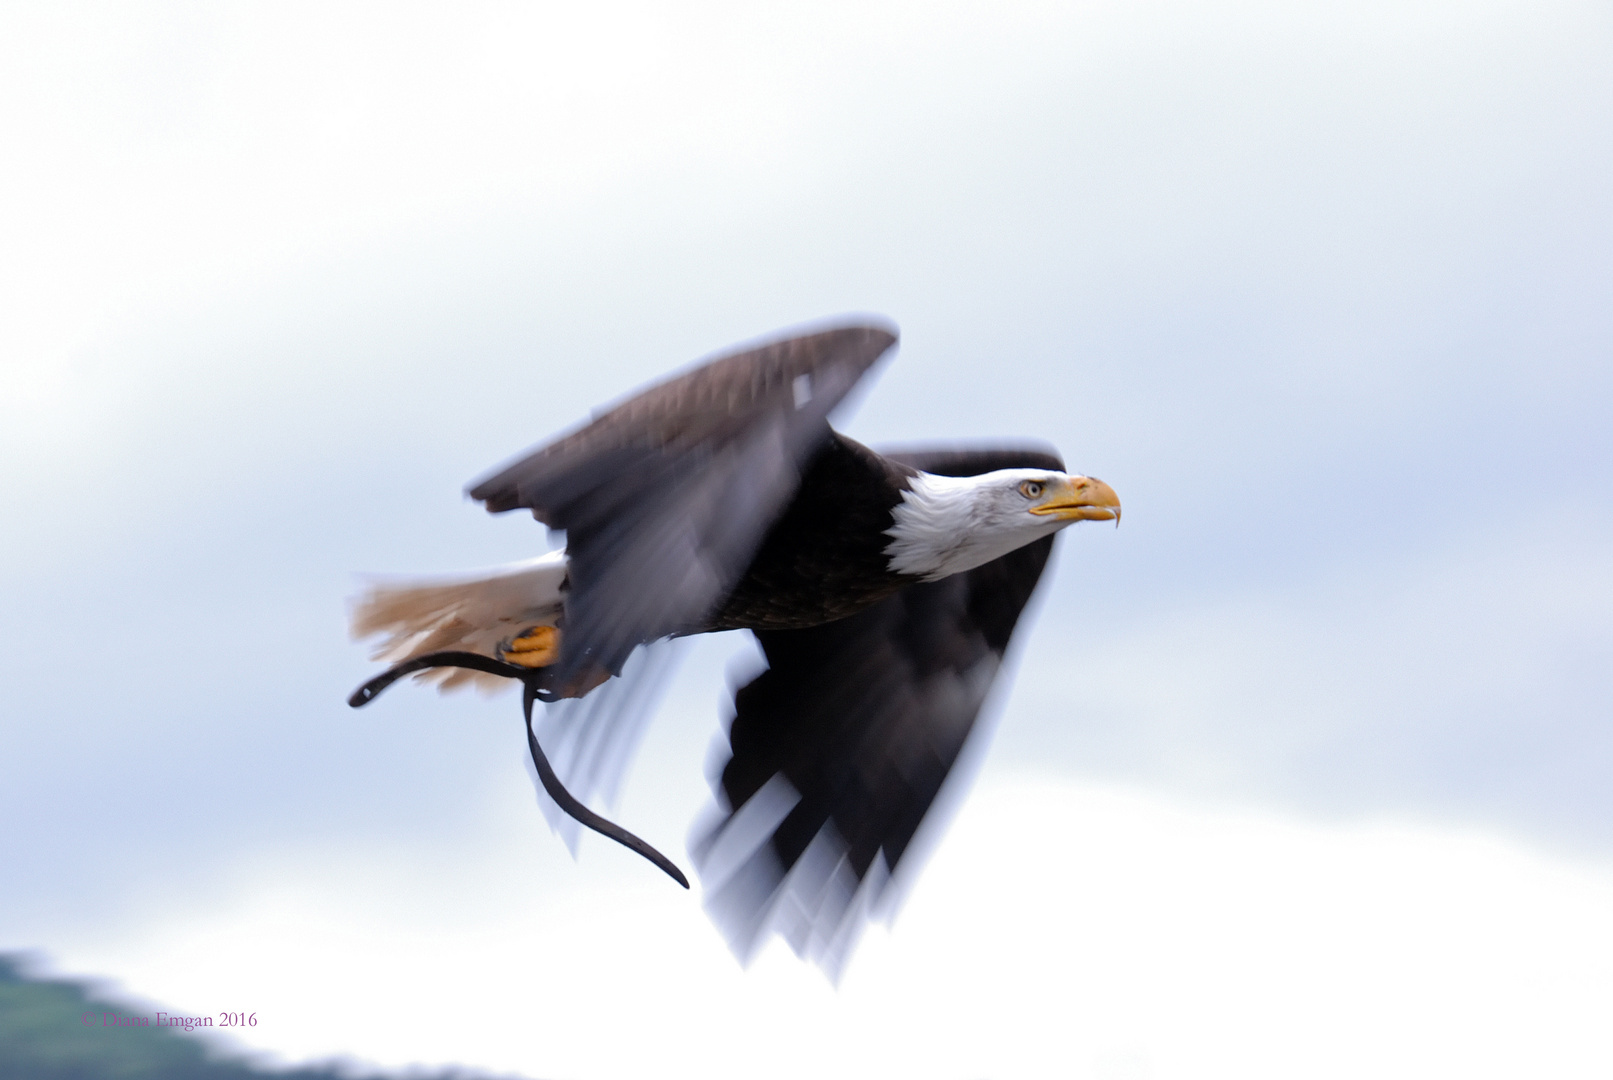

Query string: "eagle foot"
[500, 625, 559, 668]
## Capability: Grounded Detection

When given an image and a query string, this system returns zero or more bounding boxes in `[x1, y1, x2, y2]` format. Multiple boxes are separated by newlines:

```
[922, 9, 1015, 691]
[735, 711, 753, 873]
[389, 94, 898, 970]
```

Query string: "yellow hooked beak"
[1029, 475, 1122, 524]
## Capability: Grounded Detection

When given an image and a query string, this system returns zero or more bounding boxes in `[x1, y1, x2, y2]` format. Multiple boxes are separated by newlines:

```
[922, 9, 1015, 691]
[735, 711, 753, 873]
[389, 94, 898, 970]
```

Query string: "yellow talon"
[501, 625, 559, 668]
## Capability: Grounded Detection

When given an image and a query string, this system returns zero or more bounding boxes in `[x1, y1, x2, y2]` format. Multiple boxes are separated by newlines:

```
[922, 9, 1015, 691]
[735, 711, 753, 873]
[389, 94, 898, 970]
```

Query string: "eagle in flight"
[348, 321, 1119, 971]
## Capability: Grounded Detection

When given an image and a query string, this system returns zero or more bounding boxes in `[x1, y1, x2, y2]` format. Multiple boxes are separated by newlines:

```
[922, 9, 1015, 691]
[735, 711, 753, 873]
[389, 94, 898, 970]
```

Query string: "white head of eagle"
[884, 468, 1122, 581]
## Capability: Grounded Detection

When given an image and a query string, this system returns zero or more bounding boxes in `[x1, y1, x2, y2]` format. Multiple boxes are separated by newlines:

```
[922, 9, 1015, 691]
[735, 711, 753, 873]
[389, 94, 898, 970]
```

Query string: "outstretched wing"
[694, 447, 1062, 975]
[467, 323, 898, 688]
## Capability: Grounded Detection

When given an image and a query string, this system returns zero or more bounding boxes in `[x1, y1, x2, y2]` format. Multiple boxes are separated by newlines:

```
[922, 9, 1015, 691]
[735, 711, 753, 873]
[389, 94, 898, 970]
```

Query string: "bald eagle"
[348, 322, 1119, 968]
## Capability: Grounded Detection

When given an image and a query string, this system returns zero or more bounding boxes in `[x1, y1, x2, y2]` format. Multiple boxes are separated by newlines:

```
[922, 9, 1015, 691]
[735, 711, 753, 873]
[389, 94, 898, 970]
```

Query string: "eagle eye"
[1019, 480, 1044, 499]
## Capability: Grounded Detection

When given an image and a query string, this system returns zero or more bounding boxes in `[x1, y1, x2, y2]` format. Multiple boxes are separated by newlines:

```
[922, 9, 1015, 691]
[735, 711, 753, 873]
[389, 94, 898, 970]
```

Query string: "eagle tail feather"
[347, 552, 569, 694]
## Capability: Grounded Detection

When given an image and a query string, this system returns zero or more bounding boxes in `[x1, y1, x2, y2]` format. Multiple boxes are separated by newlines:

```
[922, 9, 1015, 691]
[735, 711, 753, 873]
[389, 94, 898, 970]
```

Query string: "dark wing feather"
[695, 447, 1061, 974]
[467, 324, 897, 686]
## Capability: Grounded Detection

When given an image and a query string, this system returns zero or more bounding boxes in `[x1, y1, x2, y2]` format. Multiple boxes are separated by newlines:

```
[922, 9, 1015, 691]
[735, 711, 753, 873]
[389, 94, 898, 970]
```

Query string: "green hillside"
[0, 955, 524, 1080]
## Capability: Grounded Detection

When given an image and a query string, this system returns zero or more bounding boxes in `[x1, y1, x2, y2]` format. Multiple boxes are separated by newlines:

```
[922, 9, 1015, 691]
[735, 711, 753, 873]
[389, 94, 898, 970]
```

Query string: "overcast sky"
[3, 2, 1611, 1077]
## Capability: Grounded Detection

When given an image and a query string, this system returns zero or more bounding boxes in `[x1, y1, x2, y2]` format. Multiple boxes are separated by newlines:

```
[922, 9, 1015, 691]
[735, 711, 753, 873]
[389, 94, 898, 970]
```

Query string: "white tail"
[348, 551, 569, 693]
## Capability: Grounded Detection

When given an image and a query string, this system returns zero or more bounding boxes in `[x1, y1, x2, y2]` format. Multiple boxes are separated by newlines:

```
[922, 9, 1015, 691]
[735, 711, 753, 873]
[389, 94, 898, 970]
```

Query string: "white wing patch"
[348, 551, 568, 692]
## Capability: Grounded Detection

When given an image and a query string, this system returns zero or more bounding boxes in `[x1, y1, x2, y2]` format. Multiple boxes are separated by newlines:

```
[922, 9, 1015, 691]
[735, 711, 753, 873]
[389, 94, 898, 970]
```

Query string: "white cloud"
[46, 776, 1613, 1079]
[1011, 504, 1613, 840]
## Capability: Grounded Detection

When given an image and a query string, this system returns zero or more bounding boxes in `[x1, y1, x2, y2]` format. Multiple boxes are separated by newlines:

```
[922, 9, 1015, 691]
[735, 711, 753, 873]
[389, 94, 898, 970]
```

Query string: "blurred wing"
[467, 324, 898, 687]
[695, 446, 1061, 975]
